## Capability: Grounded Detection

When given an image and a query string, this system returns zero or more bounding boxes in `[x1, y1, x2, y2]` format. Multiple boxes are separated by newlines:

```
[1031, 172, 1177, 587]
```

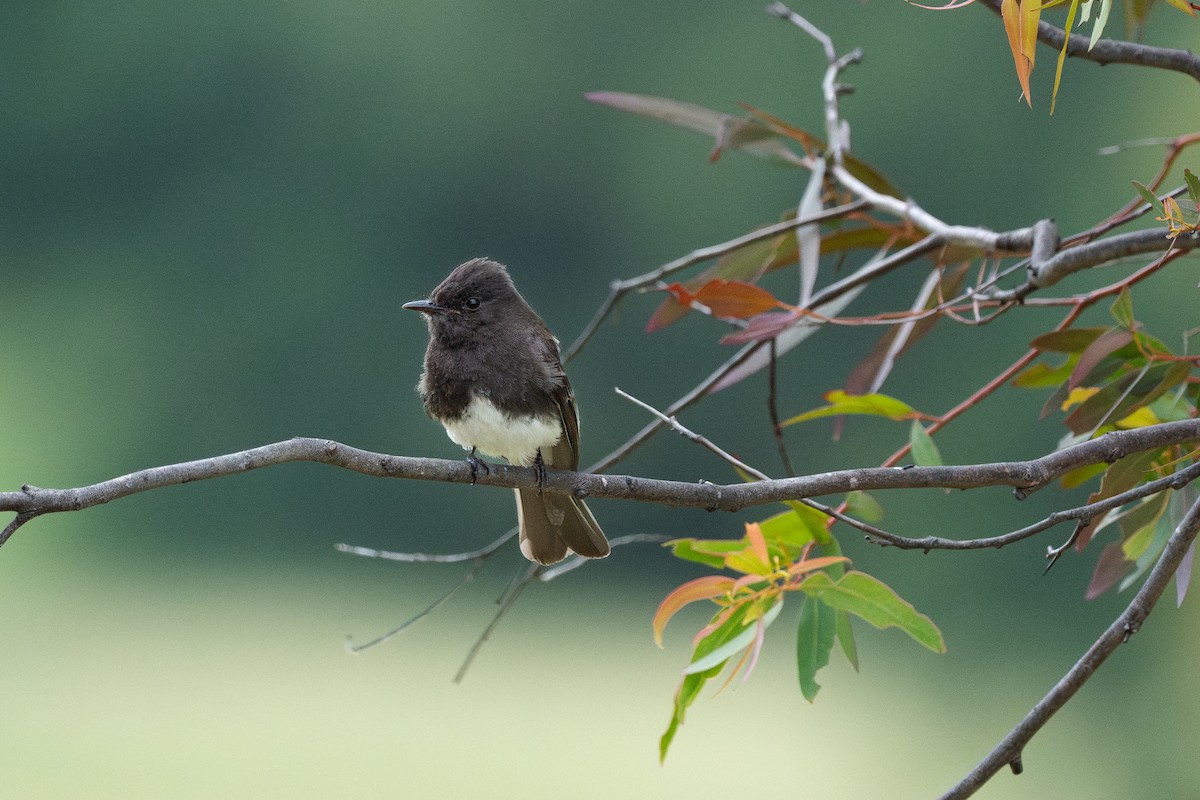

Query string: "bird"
[402, 258, 610, 565]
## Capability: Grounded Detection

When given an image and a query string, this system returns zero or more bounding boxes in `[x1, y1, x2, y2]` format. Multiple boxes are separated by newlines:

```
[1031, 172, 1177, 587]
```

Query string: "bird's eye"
[464, 297, 481, 311]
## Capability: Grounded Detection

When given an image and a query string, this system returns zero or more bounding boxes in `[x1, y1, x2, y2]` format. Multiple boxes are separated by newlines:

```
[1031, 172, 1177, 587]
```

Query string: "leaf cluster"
[653, 509, 944, 760]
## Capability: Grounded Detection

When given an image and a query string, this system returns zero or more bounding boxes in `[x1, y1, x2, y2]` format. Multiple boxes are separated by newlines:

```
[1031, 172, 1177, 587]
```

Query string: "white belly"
[442, 395, 562, 466]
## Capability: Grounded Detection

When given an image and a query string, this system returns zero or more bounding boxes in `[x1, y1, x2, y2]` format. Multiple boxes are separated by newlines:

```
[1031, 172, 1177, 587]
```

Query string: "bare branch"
[454, 561, 538, 683]
[537, 533, 671, 581]
[336, 528, 516, 564]
[771, 2, 1040, 253]
[345, 559, 485, 653]
[940, 492, 1200, 799]
[871, 459, 1200, 552]
[615, 386, 768, 480]
[3, 422, 1199, 546]
[983, 227, 1197, 302]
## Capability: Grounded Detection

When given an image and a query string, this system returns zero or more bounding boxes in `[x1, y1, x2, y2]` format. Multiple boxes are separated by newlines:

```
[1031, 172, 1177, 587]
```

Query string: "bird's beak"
[402, 299, 448, 315]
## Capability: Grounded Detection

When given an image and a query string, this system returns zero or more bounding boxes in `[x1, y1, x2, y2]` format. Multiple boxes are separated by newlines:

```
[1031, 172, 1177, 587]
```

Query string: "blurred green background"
[2, 1, 1198, 797]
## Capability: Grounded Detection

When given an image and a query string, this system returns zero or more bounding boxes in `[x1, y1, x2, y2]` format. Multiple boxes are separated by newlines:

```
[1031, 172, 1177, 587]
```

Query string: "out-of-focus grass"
[2, 530, 1197, 799]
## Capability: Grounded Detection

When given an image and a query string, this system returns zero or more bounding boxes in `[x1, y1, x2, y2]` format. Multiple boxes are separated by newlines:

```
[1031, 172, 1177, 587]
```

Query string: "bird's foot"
[533, 449, 547, 495]
[466, 447, 490, 485]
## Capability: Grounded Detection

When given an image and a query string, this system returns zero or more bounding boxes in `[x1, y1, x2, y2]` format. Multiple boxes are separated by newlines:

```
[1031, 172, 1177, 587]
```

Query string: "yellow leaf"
[1162, 0, 1197, 16]
[1116, 406, 1159, 429]
[1051, 0, 1083, 114]
[1062, 386, 1099, 411]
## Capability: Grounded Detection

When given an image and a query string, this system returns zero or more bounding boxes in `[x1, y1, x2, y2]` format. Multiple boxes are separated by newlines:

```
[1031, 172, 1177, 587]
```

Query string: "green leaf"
[796, 595, 836, 702]
[1065, 361, 1189, 434]
[666, 537, 744, 569]
[1060, 461, 1108, 490]
[782, 391, 918, 426]
[909, 421, 943, 467]
[1148, 392, 1193, 423]
[684, 600, 783, 674]
[761, 506, 826, 552]
[1092, 449, 1162, 502]
[659, 603, 749, 761]
[798, 571, 946, 653]
[1109, 288, 1136, 330]
[1185, 169, 1200, 206]
[586, 91, 803, 165]
[1132, 180, 1162, 211]
[1030, 327, 1106, 354]
[844, 491, 884, 524]
[1013, 357, 1077, 388]
[835, 610, 859, 671]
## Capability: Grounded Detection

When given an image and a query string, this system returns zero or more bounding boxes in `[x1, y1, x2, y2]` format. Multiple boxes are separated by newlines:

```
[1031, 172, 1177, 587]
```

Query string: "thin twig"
[563, 201, 868, 362]
[614, 386, 768, 479]
[335, 527, 516, 563]
[767, 338, 797, 476]
[538, 533, 672, 581]
[453, 561, 539, 683]
[871, 459, 1200, 552]
[345, 559, 486, 653]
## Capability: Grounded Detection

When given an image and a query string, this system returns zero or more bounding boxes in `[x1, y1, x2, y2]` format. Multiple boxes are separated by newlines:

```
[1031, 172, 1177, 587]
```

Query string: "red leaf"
[663, 282, 697, 307]
[720, 311, 800, 344]
[645, 294, 689, 333]
[1085, 540, 1135, 600]
[1069, 328, 1134, 389]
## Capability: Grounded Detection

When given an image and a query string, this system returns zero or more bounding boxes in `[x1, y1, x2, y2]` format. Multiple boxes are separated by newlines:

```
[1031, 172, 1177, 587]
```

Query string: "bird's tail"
[515, 488, 609, 565]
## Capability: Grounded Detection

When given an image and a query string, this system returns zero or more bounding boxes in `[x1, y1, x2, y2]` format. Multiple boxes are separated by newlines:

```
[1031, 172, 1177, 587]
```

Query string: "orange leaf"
[674, 279, 782, 319]
[746, 521, 770, 565]
[1001, 0, 1034, 106]
[653, 575, 737, 647]
[786, 555, 851, 579]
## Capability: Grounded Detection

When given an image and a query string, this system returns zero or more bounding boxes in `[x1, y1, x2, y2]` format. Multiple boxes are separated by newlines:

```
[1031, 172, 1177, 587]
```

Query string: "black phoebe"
[403, 258, 610, 565]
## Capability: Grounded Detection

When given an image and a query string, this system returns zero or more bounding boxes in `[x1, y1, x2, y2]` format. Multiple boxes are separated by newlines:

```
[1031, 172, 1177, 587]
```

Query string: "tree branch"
[3, 421, 1198, 546]
[940, 491, 1200, 799]
[982, 226, 1196, 302]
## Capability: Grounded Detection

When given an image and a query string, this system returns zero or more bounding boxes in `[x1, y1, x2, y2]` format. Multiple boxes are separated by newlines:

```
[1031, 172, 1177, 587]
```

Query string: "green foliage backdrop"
[1, 2, 1198, 797]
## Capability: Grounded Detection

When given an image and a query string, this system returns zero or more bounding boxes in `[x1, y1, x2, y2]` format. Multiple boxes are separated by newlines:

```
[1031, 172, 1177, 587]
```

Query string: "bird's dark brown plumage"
[404, 258, 609, 564]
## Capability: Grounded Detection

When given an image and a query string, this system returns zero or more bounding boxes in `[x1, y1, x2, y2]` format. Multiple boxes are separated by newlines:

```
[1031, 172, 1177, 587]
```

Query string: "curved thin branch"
[336, 528, 516, 564]
[940, 492, 1200, 799]
[870, 458, 1200, 552]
